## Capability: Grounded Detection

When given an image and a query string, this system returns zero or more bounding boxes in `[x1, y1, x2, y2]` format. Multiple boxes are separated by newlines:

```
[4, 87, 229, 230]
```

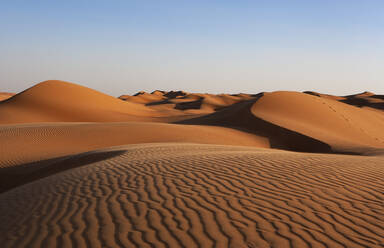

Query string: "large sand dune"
[179, 92, 384, 154]
[0, 80, 383, 248]
[0, 81, 185, 124]
[252, 91, 384, 152]
[0, 122, 268, 169]
[0, 144, 383, 248]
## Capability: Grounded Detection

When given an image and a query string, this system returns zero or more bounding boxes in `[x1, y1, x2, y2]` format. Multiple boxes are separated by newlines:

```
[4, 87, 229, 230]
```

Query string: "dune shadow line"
[176, 98, 342, 154]
[0, 150, 126, 193]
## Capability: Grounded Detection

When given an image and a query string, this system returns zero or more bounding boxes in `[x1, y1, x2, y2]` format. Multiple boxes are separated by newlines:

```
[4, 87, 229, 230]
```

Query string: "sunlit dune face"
[0, 92, 14, 101]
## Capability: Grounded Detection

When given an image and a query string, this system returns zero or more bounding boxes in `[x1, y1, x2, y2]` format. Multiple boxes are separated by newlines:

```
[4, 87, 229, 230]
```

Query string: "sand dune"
[120, 90, 256, 114]
[0, 80, 383, 248]
[252, 91, 384, 152]
[179, 99, 336, 154]
[180, 92, 384, 154]
[119, 91, 166, 104]
[304, 90, 384, 111]
[0, 81, 177, 124]
[0, 92, 15, 101]
[0, 144, 383, 248]
[0, 122, 268, 169]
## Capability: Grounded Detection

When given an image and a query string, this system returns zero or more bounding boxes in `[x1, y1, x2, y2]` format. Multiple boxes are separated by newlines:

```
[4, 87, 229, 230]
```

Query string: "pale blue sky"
[1, 0, 383, 96]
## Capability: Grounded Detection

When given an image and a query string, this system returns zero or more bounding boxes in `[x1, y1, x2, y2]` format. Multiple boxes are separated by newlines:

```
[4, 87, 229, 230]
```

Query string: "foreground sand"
[0, 80, 383, 247]
[0, 143, 383, 248]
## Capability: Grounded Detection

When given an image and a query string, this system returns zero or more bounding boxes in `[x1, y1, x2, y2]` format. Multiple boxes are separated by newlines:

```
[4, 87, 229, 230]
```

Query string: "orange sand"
[0, 80, 383, 248]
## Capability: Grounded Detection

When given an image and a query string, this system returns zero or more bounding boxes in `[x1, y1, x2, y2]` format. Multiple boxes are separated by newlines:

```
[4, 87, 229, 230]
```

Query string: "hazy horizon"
[1, 0, 384, 96]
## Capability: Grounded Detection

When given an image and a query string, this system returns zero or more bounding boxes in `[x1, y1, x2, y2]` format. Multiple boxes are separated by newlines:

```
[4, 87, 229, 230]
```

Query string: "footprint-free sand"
[0, 80, 383, 247]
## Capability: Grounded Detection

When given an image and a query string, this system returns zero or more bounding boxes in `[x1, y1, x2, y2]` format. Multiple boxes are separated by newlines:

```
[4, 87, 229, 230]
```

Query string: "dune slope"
[0, 143, 383, 248]
[178, 99, 335, 153]
[252, 91, 384, 152]
[0, 92, 14, 101]
[0, 122, 268, 170]
[304, 91, 384, 111]
[0, 81, 164, 124]
[180, 92, 384, 154]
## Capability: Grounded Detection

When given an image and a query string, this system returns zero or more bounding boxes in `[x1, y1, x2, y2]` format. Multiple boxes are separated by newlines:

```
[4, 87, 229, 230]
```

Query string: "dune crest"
[0, 92, 15, 101]
[0, 80, 163, 123]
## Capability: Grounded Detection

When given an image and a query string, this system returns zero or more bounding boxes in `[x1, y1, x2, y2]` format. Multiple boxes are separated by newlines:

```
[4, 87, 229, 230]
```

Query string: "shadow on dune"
[340, 97, 384, 110]
[303, 91, 384, 111]
[175, 99, 203, 110]
[0, 150, 126, 193]
[177, 97, 343, 154]
[163, 90, 187, 99]
[370, 95, 384, 100]
[145, 99, 171, 106]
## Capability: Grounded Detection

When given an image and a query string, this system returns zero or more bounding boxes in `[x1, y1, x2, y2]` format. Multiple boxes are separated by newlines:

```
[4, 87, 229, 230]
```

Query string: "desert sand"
[0, 92, 15, 101]
[0, 80, 383, 248]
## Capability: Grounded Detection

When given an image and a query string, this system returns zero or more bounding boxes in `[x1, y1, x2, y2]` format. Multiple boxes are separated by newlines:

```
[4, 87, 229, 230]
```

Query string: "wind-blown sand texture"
[0, 80, 383, 248]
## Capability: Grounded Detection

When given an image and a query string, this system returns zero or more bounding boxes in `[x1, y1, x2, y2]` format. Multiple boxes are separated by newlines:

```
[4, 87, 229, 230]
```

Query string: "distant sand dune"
[180, 92, 384, 154]
[304, 91, 384, 111]
[252, 91, 384, 151]
[120, 90, 257, 114]
[0, 144, 383, 248]
[0, 81, 185, 124]
[1, 81, 383, 155]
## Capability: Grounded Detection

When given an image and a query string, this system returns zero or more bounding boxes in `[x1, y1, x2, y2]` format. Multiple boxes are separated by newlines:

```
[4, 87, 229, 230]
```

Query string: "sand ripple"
[0, 143, 383, 248]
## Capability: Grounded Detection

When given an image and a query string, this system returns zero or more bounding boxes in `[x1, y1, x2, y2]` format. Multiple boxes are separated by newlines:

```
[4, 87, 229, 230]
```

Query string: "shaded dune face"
[0, 144, 383, 248]
[0, 149, 127, 192]
[177, 99, 334, 154]
[304, 91, 384, 111]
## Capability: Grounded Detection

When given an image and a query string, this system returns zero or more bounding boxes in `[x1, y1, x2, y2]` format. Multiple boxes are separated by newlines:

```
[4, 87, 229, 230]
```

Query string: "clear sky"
[1, 0, 383, 96]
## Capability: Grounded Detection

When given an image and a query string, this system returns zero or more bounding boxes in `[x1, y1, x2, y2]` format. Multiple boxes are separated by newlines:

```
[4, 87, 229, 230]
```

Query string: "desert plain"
[0, 80, 383, 248]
